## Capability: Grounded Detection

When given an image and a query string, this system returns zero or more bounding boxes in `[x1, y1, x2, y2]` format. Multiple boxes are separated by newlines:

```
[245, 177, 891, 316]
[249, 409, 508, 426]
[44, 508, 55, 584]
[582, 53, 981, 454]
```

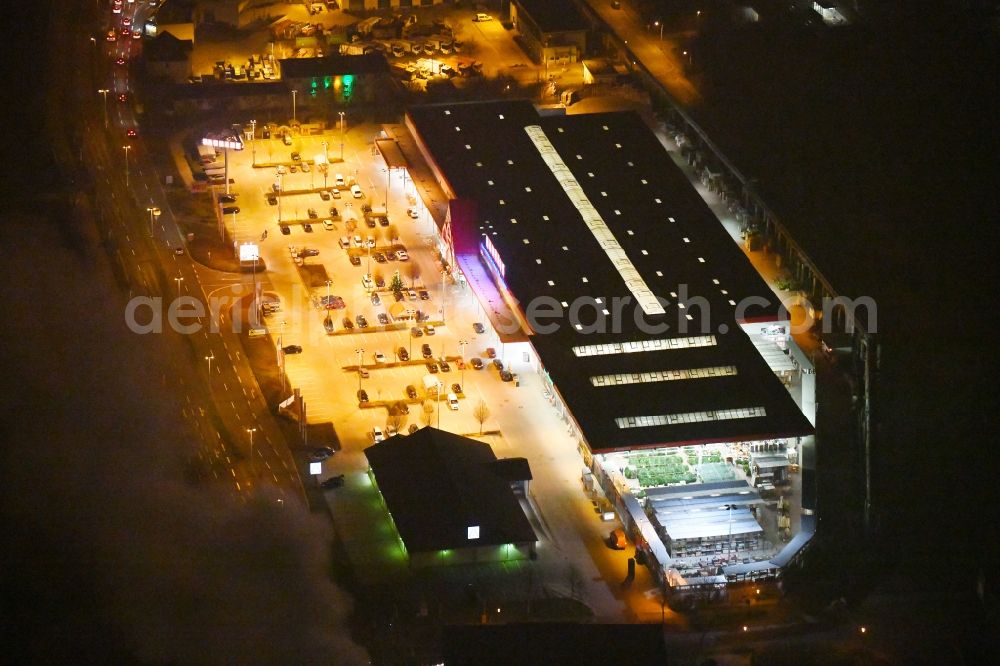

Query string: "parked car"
[421, 343, 433, 359]
[375, 276, 386, 289]
[365, 217, 377, 228]
[492, 359, 504, 371]
[373, 252, 387, 263]
[447, 393, 460, 410]
[350, 255, 362, 266]
[321, 474, 345, 489]
[407, 290, 418, 302]
[424, 324, 435, 335]
[361, 274, 374, 291]
[439, 360, 451, 372]
[411, 326, 423, 337]
[407, 207, 419, 219]
[372, 426, 385, 442]
[501, 370, 514, 382]
[303, 223, 313, 233]
[351, 184, 363, 199]
[301, 248, 319, 257]
[323, 219, 334, 231]
[371, 292, 381, 306]
[357, 389, 369, 403]
[486, 347, 497, 359]
[220, 193, 237, 203]
[356, 314, 368, 328]
[311, 447, 335, 461]
[395, 250, 410, 261]
[398, 347, 410, 362]
[473, 322, 486, 334]
[279, 224, 290, 234]
[307, 208, 318, 219]
[329, 206, 339, 217]
[408, 423, 420, 434]
[406, 385, 418, 399]
[426, 362, 439, 373]
[282, 344, 303, 354]
[300, 162, 310, 172]
[268, 195, 279, 206]
[377, 313, 389, 325]
[222, 206, 240, 215]
[331, 188, 341, 199]
[374, 350, 387, 363]
[451, 383, 463, 394]
[291, 151, 301, 161]
[342, 317, 354, 330]
[470, 357, 484, 370]
[319, 190, 331, 201]
[419, 290, 430, 300]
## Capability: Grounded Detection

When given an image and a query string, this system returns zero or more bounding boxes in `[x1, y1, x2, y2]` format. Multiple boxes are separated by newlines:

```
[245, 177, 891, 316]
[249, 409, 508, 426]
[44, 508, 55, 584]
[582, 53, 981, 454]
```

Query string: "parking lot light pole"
[174, 276, 184, 294]
[249, 119, 257, 165]
[437, 380, 443, 428]
[322, 141, 329, 188]
[205, 352, 214, 376]
[356, 348, 364, 392]
[97, 88, 109, 128]
[339, 112, 345, 161]
[146, 206, 160, 236]
[459, 340, 467, 386]
[291, 89, 298, 123]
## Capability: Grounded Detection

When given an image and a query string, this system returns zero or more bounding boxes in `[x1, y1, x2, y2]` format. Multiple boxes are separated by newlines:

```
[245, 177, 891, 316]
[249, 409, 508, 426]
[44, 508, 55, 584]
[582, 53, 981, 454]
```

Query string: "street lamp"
[146, 206, 161, 236]
[291, 89, 298, 123]
[355, 347, 364, 392]
[205, 352, 214, 376]
[654, 20, 663, 41]
[122, 145, 131, 188]
[339, 111, 345, 161]
[321, 140, 329, 188]
[97, 88, 109, 128]
[174, 276, 184, 293]
[246, 427, 257, 473]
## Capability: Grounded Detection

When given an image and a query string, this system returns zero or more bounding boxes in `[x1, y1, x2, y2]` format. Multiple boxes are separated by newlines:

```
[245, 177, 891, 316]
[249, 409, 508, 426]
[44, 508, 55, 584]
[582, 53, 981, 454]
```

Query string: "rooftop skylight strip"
[590, 366, 738, 387]
[614, 406, 767, 429]
[524, 125, 666, 316]
[572, 335, 717, 357]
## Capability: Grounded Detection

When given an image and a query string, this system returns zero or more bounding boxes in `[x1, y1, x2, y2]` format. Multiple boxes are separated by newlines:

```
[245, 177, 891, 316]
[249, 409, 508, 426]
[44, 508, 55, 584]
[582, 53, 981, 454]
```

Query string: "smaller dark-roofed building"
[443, 623, 668, 665]
[279, 54, 391, 106]
[511, 0, 589, 65]
[489, 457, 532, 496]
[143, 31, 193, 83]
[365, 428, 536, 566]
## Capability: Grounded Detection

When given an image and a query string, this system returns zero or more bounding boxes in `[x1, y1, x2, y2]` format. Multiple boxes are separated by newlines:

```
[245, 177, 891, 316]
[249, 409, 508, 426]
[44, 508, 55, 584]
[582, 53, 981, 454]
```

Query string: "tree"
[390, 270, 405, 295]
[406, 263, 421, 288]
[346, 218, 357, 233]
[386, 411, 405, 434]
[421, 399, 436, 426]
[473, 400, 490, 435]
[386, 224, 399, 244]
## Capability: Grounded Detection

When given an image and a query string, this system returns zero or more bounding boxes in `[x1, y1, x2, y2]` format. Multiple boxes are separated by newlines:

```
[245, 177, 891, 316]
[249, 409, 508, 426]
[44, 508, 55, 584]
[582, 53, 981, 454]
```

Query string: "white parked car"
[335, 173, 345, 187]
[395, 250, 409, 261]
[447, 393, 459, 410]
[407, 207, 419, 219]
[351, 184, 363, 199]
[373, 350, 387, 363]
[361, 274, 374, 291]
[372, 426, 385, 442]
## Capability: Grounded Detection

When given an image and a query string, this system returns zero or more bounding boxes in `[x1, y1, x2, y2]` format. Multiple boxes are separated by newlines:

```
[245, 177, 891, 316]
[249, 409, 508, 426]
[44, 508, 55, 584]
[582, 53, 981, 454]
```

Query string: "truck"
[423, 374, 440, 394]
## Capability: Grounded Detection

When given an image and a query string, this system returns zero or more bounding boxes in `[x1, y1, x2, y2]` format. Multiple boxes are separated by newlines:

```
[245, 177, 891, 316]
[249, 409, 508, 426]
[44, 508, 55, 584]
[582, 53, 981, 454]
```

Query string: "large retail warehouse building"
[403, 100, 817, 592]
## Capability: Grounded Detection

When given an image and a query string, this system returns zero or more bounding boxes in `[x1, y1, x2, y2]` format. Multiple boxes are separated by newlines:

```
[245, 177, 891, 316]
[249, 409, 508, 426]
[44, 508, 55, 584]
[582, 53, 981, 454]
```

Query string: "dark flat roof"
[278, 53, 389, 78]
[514, 0, 588, 33]
[407, 101, 812, 452]
[364, 428, 536, 553]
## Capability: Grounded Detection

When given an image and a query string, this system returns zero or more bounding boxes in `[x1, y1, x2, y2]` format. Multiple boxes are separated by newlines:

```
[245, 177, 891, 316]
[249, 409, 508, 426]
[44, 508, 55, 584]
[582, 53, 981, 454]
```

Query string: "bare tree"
[406, 263, 421, 288]
[386, 411, 405, 434]
[473, 400, 490, 435]
[386, 223, 400, 244]
[346, 218, 357, 233]
[421, 399, 436, 426]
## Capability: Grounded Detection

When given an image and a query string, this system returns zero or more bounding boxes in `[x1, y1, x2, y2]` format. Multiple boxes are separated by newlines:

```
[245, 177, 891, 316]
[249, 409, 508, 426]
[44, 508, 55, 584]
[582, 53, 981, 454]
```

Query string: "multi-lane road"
[68, 0, 304, 503]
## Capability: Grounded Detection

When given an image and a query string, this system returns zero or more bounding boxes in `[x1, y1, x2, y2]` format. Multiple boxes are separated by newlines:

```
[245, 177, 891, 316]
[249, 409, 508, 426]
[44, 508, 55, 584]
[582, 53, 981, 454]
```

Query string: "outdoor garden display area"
[621, 446, 755, 489]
